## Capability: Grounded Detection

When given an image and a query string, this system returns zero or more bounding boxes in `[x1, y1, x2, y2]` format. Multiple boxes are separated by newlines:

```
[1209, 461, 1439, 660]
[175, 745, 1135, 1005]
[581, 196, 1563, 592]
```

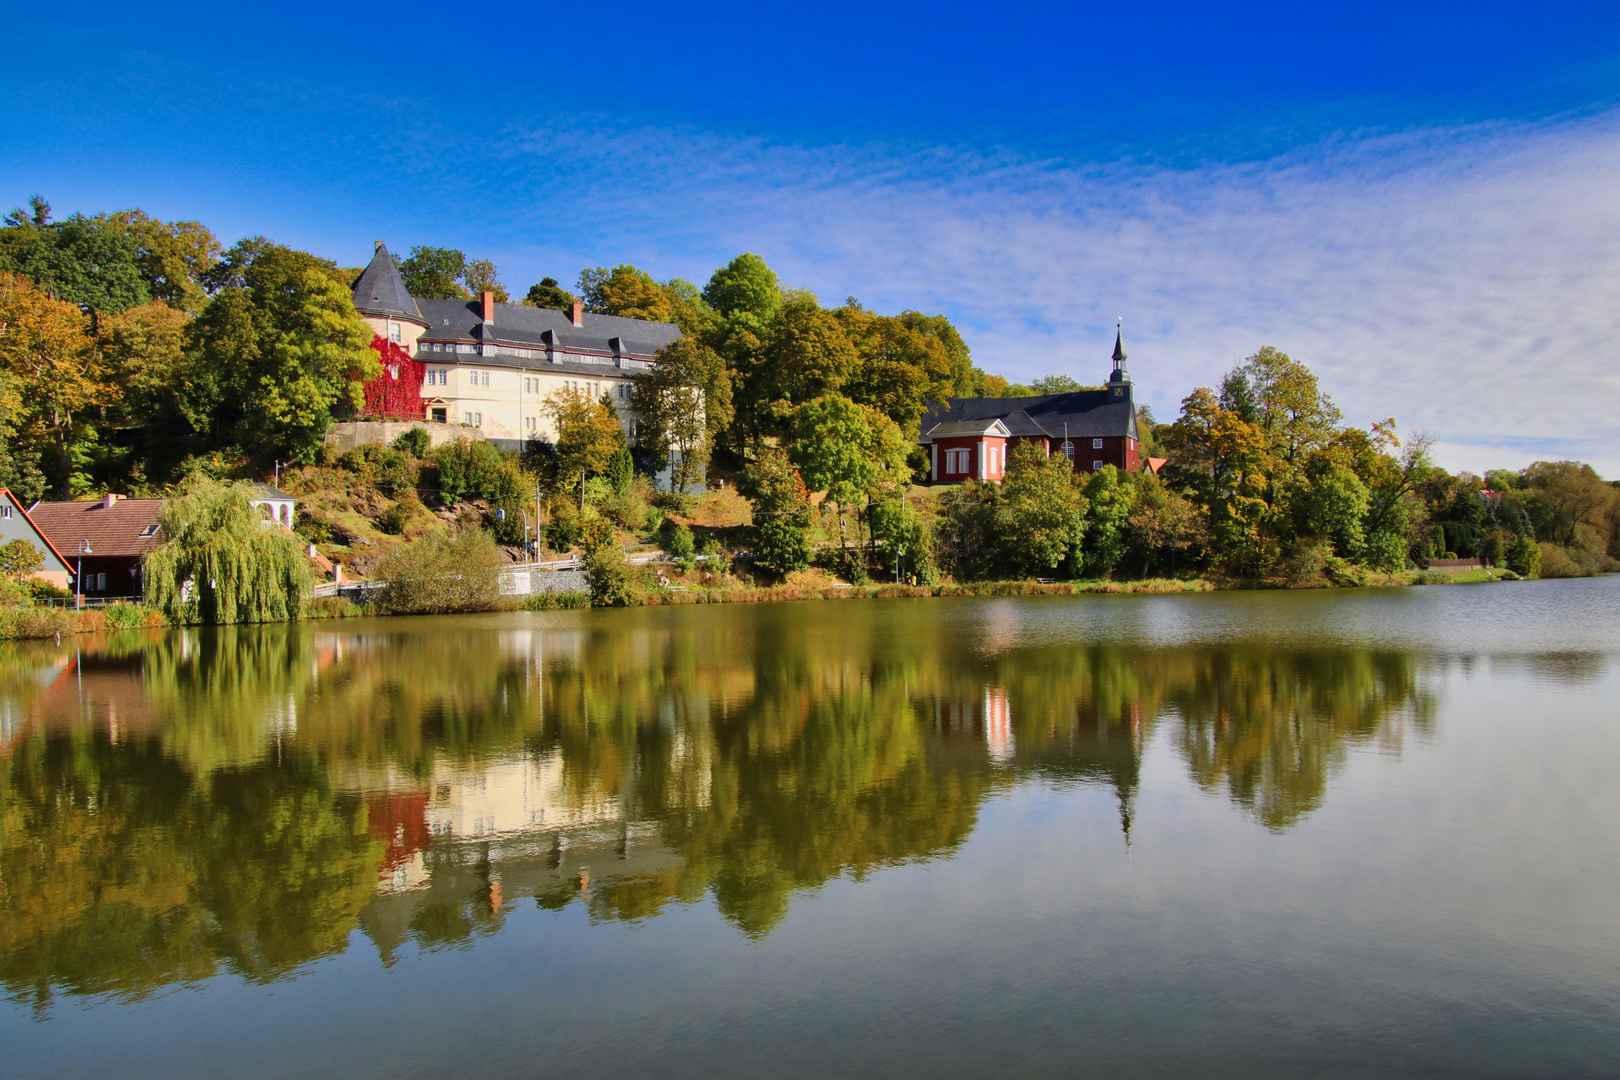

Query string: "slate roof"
[29, 498, 167, 559]
[248, 483, 295, 501]
[352, 243, 425, 325]
[413, 298, 682, 361]
[919, 392, 1138, 443]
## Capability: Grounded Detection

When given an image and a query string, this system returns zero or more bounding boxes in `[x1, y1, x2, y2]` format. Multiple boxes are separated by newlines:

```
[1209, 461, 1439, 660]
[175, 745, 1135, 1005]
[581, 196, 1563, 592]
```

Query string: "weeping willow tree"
[144, 479, 314, 624]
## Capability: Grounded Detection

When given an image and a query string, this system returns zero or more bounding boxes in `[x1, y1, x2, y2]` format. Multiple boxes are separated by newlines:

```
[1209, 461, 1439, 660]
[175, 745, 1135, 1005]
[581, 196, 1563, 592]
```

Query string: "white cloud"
[476, 110, 1620, 476]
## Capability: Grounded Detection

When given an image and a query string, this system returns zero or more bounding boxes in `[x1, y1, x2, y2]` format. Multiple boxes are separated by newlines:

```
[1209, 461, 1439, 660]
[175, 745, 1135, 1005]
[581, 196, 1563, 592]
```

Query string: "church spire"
[1107, 319, 1132, 401]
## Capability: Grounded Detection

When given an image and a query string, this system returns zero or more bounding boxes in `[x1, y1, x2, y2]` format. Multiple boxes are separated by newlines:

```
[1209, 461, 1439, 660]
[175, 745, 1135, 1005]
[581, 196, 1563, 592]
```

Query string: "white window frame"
[388, 321, 402, 343]
[1093, 460, 1104, 471]
[1092, 438, 1104, 449]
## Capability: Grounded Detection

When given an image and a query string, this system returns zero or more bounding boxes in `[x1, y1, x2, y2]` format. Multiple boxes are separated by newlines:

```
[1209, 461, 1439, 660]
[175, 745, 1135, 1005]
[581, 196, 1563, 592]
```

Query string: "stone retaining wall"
[325, 421, 484, 453]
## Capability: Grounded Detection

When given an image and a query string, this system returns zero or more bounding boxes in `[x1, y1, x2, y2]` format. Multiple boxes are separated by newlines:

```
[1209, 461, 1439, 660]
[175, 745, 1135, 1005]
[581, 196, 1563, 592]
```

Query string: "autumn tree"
[0, 272, 108, 496]
[545, 386, 626, 491]
[462, 259, 508, 302]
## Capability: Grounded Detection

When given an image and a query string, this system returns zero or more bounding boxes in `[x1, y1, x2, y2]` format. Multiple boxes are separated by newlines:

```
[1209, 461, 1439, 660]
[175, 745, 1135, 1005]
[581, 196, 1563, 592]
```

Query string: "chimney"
[374, 240, 383, 253]
[102, 493, 121, 510]
[570, 300, 584, 327]
[481, 290, 495, 324]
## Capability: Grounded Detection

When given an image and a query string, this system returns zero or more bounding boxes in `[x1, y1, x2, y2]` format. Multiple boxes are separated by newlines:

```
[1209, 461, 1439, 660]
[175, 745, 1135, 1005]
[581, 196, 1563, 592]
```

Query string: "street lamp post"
[76, 539, 92, 611]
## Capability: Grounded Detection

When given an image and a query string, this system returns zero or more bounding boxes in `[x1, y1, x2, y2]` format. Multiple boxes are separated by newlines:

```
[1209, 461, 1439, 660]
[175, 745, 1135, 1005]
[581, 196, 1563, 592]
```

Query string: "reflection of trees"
[0, 608, 1440, 1002]
[0, 730, 378, 1010]
[1168, 649, 1432, 830]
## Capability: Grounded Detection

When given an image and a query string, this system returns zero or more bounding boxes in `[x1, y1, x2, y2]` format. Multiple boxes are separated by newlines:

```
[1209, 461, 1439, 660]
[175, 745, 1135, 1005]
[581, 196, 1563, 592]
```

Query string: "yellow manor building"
[350, 242, 682, 448]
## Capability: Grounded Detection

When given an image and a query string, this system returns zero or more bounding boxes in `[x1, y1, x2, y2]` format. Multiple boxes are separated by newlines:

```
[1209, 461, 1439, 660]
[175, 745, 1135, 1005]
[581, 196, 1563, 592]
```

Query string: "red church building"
[921, 329, 1142, 483]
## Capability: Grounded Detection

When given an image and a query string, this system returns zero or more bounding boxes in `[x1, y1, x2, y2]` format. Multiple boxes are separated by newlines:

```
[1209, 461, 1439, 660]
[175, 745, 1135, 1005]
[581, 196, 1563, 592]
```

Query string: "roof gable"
[0, 488, 71, 573]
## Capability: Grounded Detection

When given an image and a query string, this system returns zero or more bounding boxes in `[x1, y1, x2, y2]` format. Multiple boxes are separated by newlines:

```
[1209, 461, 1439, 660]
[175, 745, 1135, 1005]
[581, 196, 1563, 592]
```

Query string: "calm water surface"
[2, 579, 1618, 1078]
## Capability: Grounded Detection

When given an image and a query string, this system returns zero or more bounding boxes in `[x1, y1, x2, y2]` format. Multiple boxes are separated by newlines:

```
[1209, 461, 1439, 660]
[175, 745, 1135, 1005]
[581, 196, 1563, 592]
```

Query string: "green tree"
[143, 478, 313, 624]
[545, 387, 625, 493]
[789, 395, 910, 509]
[0, 201, 150, 313]
[398, 247, 469, 299]
[1028, 374, 1091, 394]
[739, 448, 813, 576]
[183, 244, 377, 460]
[0, 537, 43, 580]
[1506, 532, 1542, 577]
[1082, 465, 1138, 577]
[522, 277, 577, 311]
[994, 441, 1088, 576]
[703, 253, 780, 321]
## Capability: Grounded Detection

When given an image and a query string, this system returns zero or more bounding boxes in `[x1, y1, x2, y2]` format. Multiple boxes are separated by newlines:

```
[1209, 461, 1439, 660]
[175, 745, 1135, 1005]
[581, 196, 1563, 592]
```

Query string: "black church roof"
[921, 391, 1137, 442]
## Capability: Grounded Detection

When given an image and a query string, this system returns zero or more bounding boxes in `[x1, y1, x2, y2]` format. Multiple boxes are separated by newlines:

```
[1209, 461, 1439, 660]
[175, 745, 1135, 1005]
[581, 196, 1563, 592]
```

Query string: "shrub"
[391, 426, 432, 458]
[582, 518, 637, 607]
[1537, 543, 1580, 578]
[1506, 534, 1542, 577]
[0, 605, 75, 640]
[428, 438, 524, 507]
[102, 602, 164, 630]
[341, 444, 415, 496]
[519, 591, 590, 611]
[307, 595, 364, 618]
[669, 523, 696, 571]
[699, 536, 731, 575]
[378, 491, 421, 535]
[372, 528, 506, 614]
[546, 503, 581, 552]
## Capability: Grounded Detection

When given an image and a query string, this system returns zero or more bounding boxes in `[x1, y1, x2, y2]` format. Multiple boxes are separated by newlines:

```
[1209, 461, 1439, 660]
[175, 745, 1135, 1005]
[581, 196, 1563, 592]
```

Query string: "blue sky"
[6, 1, 1620, 473]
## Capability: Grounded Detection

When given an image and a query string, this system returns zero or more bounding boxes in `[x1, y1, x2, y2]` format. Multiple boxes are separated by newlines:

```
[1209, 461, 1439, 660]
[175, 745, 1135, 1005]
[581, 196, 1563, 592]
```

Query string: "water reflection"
[0, 604, 1442, 1007]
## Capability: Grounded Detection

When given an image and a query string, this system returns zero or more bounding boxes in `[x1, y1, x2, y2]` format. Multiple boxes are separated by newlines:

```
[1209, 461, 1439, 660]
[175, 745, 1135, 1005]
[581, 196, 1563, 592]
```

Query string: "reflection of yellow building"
[370, 749, 628, 894]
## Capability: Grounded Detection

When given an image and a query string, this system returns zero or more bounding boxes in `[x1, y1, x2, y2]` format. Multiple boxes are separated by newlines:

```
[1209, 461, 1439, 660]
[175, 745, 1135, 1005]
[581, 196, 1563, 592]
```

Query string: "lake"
[2, 579, 1618, 1078]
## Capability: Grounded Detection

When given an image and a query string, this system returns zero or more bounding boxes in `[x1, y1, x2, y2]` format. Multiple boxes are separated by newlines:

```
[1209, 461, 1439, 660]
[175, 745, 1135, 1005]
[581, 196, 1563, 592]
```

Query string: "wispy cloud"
[453, 109, 1620, 475]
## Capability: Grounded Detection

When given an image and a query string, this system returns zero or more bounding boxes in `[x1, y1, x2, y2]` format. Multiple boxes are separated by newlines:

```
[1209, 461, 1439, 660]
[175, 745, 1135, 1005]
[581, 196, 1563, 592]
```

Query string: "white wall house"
[351, 243, 681, 453]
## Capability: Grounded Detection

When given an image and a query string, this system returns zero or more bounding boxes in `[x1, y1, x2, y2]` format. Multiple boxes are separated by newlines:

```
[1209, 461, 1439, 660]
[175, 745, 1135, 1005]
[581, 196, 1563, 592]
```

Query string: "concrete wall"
[325, 421, 485, 454]
[499, 568, 590, 595]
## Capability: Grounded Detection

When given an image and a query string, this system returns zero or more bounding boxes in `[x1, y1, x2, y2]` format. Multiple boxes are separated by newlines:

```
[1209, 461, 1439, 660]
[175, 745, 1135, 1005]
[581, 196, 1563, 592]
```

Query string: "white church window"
[1092, 438, 1104, 449]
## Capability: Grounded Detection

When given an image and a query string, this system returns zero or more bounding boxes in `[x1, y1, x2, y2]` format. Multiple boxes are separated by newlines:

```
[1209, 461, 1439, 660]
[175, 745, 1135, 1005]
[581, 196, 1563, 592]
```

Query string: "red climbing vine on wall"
[360, 335, 426, 421]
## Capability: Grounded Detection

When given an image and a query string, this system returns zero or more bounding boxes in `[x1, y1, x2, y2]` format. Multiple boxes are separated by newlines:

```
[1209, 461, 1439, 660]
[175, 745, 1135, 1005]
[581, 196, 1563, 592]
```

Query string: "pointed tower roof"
[1111, 326, 1127, 366]
[352, 242, 425, 325]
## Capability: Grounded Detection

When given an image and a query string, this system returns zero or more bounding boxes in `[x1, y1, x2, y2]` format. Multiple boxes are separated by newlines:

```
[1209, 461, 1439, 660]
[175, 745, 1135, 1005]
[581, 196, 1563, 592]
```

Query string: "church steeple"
[1107, 320, 1132, 402]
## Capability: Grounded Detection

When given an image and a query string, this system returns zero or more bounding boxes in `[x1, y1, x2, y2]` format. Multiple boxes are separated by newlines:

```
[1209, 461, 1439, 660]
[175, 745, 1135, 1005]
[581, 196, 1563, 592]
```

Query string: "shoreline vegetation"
[0, 565, 1531, 641]
[0, 201, 1614, 636]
